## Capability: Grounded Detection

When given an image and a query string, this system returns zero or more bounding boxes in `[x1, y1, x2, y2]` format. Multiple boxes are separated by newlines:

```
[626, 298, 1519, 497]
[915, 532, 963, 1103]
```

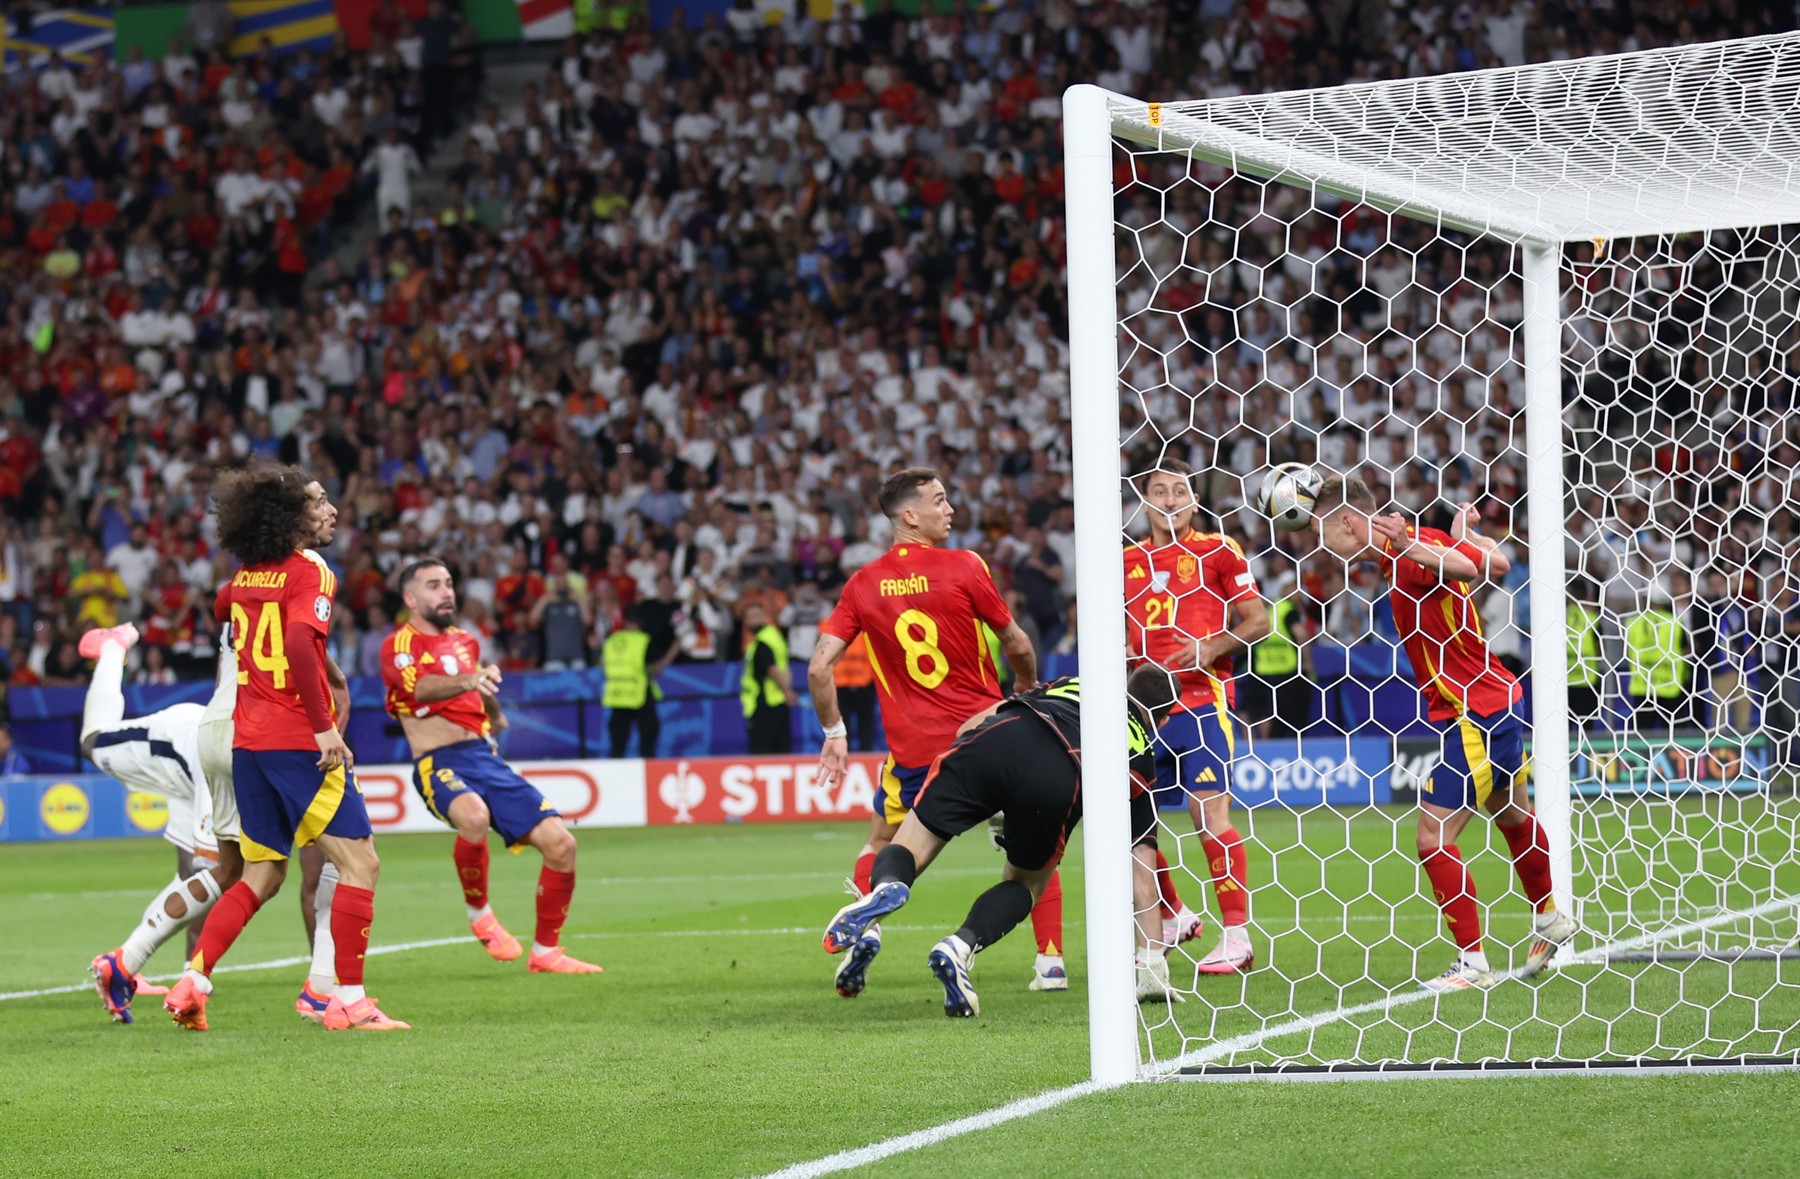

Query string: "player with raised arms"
[1310, 475, 1578, 990]
[162, 465, 408, 1031]
[381, 557, 603, 974]
[820, 670, 1177, 1017]
[1125, 459, 1270, 974]
[808, 467, 1047, 998]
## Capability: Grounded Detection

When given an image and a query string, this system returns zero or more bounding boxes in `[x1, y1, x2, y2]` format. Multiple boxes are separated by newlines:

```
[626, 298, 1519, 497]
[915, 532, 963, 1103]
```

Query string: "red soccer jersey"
[381, 622, 490, 737]
[819, 543, 1013, 768]
[216, 549, 338, 751]
[1380, 526, 1523, 722]
[1124, 531, 1259, 711]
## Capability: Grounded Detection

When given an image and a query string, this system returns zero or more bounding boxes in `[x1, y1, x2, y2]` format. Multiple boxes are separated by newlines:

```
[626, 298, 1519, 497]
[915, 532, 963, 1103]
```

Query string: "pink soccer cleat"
[1195, 928, 1255, 975]
[528, 947, 604, 974]
[163, 974, 209, 1032]
[295, 981, 331, 1023]
[131, 973, 169, 997]
[79, 623, 140, 660]
[471, 911, 523, 962]
[322, 995, 411, 1031]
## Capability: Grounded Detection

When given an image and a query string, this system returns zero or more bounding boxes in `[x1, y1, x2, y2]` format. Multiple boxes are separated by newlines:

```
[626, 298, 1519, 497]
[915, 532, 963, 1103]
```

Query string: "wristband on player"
[821, 721, 848, 741]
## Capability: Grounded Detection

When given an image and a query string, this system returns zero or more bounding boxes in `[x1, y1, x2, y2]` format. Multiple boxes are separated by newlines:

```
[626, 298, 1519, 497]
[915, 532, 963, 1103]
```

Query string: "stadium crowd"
[0, 0, 1794, 747]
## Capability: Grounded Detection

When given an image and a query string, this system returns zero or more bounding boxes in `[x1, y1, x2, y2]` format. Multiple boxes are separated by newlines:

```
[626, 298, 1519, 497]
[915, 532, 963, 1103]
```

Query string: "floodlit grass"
[2, 804, 1794, 1176]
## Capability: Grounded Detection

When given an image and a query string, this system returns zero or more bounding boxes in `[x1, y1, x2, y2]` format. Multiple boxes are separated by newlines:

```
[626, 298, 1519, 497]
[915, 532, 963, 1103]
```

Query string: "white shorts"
[87, 703, 215, 853]
[197, 713, 237, 841]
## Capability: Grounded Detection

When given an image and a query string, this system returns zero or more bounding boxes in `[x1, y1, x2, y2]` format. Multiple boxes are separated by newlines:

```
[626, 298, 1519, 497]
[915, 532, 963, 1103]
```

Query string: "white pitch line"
[751, 1080, 1123, 1179]
[0, 923, 980, 1003]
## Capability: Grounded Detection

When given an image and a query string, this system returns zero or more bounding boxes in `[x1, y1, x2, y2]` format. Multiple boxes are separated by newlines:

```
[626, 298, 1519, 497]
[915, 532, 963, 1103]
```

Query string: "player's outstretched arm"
[1373, 514, 1483, 582]
[288, 620, 352, 770]
[1449, 503, 1511, 578]
[997, 620, 1038, 693]
[809, 633, 852, 788]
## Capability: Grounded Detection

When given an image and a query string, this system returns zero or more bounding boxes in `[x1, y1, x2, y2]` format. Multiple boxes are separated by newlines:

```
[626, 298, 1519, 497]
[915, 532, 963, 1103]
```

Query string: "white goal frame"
[1064, 34, 1800, 1084]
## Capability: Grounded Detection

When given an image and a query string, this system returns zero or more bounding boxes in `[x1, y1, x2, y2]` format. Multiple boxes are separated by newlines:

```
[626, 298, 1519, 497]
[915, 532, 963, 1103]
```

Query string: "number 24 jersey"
[820, 543, 1014, 768]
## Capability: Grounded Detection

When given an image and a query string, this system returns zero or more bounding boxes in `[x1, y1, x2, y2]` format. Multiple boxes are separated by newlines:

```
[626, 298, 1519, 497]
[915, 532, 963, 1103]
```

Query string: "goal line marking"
[753, 893, 1800, 1178]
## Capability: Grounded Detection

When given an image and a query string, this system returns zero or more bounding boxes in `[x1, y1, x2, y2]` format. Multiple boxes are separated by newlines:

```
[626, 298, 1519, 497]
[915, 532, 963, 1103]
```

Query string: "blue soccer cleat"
[928, 935, 980, 1018]
[834, 925, 882, 998]
[90, 949, 138, 1024]
[822, 881, 910, 955]
[295, 981, 332, 1023]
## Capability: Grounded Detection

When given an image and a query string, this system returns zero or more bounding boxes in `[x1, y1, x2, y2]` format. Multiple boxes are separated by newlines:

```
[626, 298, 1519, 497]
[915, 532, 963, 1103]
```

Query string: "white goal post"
[1066, 34, 1800, 1083]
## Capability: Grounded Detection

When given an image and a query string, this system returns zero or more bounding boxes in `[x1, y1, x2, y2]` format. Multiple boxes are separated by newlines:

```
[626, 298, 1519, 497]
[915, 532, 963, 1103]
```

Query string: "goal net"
[1064, 34, 1800, 1081]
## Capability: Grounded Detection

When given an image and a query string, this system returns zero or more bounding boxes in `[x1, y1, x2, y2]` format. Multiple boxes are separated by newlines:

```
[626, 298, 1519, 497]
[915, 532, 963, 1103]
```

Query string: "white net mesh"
[1088, 36, 1800, 1074]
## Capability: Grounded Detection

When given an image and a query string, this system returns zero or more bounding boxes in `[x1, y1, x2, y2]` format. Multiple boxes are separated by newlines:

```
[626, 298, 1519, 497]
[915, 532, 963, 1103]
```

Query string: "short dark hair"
[1135, 458, 1194, 496]
[879, 467, 941, 520]
[1312, 474, 1375, 517]
[1127, 663, 1180, 726]
[213, 463, 312, 567]
[398, 556, 450, 591]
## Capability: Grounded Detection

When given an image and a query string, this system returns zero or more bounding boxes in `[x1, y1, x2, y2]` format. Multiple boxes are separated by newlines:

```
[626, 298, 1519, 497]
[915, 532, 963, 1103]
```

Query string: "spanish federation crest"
[1175, 554, 1199, 583]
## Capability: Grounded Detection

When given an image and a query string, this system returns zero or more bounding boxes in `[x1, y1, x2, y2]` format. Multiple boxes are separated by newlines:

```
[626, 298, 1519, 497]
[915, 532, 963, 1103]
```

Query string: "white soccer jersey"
[197, 622, 240, 839]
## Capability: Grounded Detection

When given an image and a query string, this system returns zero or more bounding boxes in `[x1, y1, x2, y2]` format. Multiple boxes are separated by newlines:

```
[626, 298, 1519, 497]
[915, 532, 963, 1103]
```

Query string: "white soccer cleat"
[1519, 910, 1580, 980]
[928, 935, 980, 1018]
[1028, 953, 1068, 992]
[1136, 955, 1185, 1005]
[1421, 957, 1498, 993]
[1195, 926, 1254, 975]
[1160, 908, 1205, 951]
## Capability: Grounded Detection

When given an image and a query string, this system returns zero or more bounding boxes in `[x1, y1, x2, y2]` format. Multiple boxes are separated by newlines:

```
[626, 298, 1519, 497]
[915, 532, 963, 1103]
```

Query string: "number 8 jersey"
[819, 542, 1016, 768]
[213, 547, 339, 751]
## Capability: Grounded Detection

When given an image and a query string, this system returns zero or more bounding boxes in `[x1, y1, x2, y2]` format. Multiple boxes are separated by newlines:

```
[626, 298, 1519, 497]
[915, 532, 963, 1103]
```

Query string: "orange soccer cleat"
[528, 947, 604, 974]
[471, 911, 523, 962]
[163, 974, 210, 1032]
[322, 995, 411, 1031]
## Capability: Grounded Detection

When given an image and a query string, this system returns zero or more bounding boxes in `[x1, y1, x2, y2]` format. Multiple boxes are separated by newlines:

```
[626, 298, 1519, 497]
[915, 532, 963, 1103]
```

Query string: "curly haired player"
[162, 464, 408, 1032]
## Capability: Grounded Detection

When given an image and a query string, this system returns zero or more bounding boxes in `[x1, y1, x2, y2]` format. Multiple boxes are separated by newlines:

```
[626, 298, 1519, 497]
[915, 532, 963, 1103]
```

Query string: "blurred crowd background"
[0, 0, 1794, 756]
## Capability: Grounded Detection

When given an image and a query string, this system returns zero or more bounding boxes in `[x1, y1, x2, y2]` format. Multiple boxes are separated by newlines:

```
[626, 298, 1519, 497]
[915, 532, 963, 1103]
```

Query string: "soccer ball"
[1257, 463, 1322, 532]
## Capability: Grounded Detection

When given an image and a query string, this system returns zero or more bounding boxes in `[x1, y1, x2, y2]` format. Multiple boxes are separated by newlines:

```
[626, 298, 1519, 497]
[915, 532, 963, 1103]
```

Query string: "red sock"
[1201, 828, 1250, 927]
[1420, 844, 1483, 951]
[853, 851, 876, 897]
[1031, 870, 1064, 956]
[536, 867, 576, 948]
[189, 881, 261, 976]
[454, 837, 490, 910]
[1153, 847, 1181, 920]
[331, 885, 375, 987]
[1501, 814, 1555, 913]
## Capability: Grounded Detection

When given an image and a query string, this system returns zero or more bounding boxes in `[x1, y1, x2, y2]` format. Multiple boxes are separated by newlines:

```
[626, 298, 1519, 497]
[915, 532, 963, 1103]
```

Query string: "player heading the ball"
[1311, 475, 1578, 991]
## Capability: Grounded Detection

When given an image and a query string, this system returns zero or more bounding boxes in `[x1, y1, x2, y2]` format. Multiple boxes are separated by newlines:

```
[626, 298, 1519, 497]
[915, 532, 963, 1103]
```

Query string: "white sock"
[121, 869, 221, 975]
[80, 642, 128, 744]
[335, 983, 365, 1004]
[531, 941, 557, 957]
[1462, 949, 1493, 974]
[467, 903, 493, 923]
[308, 861, 339, 994]
[179, 968, 213, 995]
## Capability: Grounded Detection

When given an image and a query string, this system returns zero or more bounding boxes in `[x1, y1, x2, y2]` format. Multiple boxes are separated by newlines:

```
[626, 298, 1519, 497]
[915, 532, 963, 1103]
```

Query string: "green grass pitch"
[2, 810, 1797, 1177]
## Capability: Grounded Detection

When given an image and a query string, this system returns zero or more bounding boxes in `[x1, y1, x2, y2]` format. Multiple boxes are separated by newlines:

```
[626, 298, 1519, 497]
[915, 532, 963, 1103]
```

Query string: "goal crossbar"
[1102, 31, 1800, 244]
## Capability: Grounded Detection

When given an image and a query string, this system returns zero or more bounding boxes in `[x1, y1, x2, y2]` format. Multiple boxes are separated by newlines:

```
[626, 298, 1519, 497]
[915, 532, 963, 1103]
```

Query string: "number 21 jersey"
[820, 543, 1015, 768]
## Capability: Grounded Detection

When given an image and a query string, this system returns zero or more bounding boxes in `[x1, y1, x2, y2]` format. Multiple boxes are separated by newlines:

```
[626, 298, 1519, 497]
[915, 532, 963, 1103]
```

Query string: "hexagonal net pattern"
[1071, 43, 1800, 1077]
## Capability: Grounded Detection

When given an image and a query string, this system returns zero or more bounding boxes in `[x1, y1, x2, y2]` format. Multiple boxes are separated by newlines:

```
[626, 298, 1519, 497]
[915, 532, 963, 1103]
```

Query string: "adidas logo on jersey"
[1128, 566, 1148, 579]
